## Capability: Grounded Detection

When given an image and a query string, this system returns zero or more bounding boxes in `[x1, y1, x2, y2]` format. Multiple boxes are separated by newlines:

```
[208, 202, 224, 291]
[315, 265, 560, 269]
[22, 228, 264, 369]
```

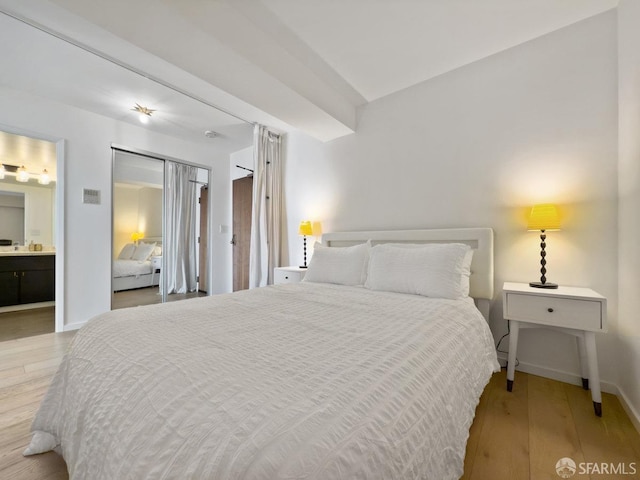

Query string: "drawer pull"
[547, 308, 554, 313]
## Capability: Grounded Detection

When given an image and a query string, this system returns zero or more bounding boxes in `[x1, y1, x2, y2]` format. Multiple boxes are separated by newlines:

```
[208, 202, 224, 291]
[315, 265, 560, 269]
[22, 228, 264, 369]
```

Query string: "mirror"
[112, 149, 211, 309]
[112, 152, 164, 309]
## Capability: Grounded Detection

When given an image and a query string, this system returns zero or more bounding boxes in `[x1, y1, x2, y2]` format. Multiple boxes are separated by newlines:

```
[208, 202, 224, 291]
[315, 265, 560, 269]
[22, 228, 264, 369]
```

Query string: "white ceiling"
[263, 0, 619, 101]
[0, 0, 619, 143]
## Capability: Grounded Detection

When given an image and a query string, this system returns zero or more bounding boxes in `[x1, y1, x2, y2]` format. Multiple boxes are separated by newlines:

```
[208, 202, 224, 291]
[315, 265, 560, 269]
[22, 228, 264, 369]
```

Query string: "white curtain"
[164, 161, 198, 294]
[249, 125, 284, 288]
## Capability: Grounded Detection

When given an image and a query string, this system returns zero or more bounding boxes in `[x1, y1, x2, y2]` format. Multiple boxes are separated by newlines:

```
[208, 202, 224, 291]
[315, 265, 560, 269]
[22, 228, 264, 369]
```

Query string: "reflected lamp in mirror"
[131, 232, 145, 245]
[298, 220, 313, 268]
[527, 203, 561, 289]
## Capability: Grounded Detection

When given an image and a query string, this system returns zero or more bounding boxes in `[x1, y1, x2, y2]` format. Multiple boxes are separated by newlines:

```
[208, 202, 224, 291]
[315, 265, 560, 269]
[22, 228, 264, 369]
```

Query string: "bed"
[26, 228, 499, 480]
[112, 239, 161, 292]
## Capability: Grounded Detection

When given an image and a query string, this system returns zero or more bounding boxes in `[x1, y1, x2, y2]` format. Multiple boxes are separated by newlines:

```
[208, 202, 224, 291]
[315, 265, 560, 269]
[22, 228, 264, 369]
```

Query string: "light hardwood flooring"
[0, 331, 73, 480]
[112, 287, 206, 310]
[1, 332, 639, 480]
[0, 307, 55, 342]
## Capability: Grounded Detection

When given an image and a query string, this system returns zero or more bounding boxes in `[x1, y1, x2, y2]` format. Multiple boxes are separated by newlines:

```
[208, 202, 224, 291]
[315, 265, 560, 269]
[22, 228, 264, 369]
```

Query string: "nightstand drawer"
[505, 293, 602, 330]
[274, 268, 306, 284]
[151, 256, 162, 269]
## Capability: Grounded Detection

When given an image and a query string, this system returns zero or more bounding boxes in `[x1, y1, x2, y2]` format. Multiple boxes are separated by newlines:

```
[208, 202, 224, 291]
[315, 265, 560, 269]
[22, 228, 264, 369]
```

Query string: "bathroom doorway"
[0, 129, 63, 340]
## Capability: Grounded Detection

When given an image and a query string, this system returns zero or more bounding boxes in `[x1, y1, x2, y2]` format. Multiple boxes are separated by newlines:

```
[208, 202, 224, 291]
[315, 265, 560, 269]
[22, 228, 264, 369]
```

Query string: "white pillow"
[365, 243, 473, 299]
[117, 243, 136, 260]
[131, 242, 156, 261]
[303, 241, 370, 286]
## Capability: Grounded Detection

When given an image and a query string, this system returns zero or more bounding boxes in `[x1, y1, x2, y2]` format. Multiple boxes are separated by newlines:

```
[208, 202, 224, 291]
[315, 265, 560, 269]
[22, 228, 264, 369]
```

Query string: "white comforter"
[112, 258, 152, 278]
[26, 283, 499, 480]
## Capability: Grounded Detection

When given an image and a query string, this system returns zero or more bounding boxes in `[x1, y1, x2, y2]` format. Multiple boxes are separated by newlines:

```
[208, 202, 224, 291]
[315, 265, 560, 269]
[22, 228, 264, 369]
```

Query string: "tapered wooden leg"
[577, 336, 589, 390]
[594, 401, 602, 417]
[506, 320, 520, 391]
[584, 332, 602, 417]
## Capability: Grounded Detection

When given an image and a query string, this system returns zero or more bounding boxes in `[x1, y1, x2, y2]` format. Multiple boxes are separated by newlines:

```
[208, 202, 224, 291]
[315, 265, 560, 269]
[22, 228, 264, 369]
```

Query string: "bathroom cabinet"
[0, 254, 55, 307]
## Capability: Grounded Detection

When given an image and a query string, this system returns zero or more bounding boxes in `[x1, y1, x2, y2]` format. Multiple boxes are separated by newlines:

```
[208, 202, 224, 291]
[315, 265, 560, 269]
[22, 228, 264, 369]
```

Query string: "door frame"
[0, 124, 65, 332]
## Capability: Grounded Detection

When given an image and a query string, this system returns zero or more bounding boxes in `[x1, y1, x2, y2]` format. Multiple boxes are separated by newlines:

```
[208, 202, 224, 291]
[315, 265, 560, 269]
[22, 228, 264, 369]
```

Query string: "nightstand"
[151, 256, 162, 286]
[274, 266, 307, 285]
[502, 282, 607, 416]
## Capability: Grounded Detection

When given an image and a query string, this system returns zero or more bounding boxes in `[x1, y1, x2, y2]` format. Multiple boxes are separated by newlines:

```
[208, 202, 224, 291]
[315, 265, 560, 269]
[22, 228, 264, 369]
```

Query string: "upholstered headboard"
[322, 228, 494, 319]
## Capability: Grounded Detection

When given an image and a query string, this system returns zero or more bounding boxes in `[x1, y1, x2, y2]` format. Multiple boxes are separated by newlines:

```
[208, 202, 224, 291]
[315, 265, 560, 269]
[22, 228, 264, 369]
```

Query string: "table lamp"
[131, 232, 144, 245]
[527, 204, 560, 289]
[298, 220, 313, 268]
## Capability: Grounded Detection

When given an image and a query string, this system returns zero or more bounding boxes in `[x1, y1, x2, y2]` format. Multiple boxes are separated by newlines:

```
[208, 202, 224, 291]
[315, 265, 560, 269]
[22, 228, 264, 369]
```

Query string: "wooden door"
[232, 176, 253, 291]
[198, 186, 208, 293]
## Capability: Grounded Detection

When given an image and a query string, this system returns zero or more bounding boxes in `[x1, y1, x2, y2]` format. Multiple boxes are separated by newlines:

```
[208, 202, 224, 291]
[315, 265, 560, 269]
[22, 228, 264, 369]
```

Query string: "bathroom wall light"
[0, 164, 5, 180]
[38, 169, 50, 185]
[16, 165, 29, 182]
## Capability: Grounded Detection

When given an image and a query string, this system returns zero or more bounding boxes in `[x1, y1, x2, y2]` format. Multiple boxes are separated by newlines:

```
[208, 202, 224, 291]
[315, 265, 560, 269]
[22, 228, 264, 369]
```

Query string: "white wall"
[113, 185, 162, 256]
[0, 86, 233, 329]
[285, 12, 619, 389]
[113, 185, 139, 255]
[137, 187, 163, 240]
[617, 0, 640, 427]
[231, 146, 254, 181]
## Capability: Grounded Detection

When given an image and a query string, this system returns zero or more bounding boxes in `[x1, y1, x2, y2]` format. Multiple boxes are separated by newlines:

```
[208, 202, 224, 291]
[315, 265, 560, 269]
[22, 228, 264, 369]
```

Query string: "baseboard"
[63, 321, 85, 332]
[496, 351, 640, 432]
[617, 386, 640, 434]
[0, 301, 55, 314]
[496, 352, 617, 394]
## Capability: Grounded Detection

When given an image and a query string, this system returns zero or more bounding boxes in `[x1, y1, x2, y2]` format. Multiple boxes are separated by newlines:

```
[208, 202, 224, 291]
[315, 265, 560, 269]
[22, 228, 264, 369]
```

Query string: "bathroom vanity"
[0, 252, 55, 307]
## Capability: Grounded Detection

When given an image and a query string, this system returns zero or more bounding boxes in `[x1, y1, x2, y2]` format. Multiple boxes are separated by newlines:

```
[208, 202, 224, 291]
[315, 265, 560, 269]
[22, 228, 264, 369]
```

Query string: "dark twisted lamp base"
[300, 236, 308, 268]
[530, 230, 558, 289]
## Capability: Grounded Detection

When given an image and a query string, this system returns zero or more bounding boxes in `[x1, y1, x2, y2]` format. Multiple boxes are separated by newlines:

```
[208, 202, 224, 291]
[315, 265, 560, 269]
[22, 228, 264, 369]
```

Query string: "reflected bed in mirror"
[113, 237, 162, 292]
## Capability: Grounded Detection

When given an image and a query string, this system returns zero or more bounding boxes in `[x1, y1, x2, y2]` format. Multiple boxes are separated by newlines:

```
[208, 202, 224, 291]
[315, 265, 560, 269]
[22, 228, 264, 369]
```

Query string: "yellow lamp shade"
[131, 232, 145, 242]
[298, 220, 313, 236]
[527, 204, 560, 231]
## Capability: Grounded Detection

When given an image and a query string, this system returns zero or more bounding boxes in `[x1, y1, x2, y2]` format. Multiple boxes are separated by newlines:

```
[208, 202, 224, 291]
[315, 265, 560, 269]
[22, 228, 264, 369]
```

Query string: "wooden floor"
[0, 331, 73, 480]
[112, 286, 206, 309]
[463, 370, 640, 480]
[0, 307, 55, 343]
[1, 332, 639, 480]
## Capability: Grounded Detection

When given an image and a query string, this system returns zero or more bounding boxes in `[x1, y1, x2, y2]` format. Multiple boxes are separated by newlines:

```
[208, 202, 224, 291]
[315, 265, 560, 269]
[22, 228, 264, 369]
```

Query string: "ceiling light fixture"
[38, 169, 50, 185]
[16, 165, 29, 183]
[204, 130, 218, 138]
[132, 103, 155, 124]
